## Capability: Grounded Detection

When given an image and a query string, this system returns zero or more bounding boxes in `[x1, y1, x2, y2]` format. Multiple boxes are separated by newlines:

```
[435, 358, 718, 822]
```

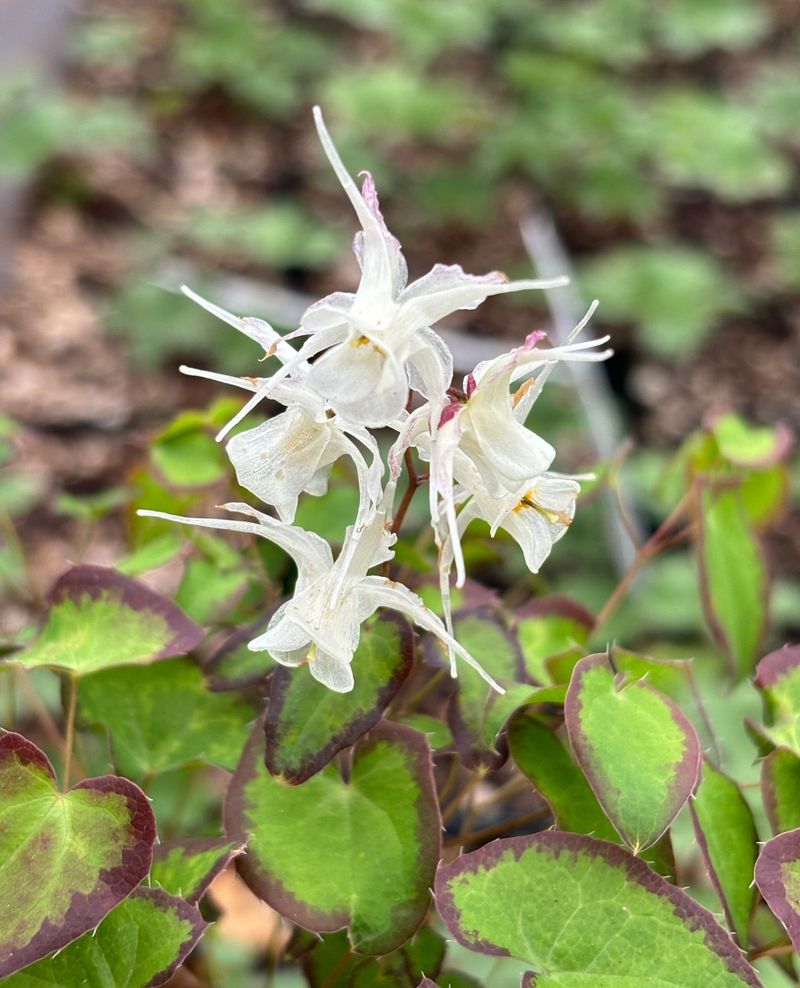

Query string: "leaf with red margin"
[418, 977, 482, 988]
[151, 836, 245, 904]
[697, 485, 768, 680]
[11, 565, 204, 675]
[754, 644, 800, 756]
[435, 833, 761, 987]
[0, 732, 156, 978]
[761, 748, 800, 834]
[225, 720, 439, 954]
[690, 758, 758, 947]
[265, 614, 414, 784]
[565, 653, 701, 851]
[755, 828, 800, 953]
[2, 887, 207, 987]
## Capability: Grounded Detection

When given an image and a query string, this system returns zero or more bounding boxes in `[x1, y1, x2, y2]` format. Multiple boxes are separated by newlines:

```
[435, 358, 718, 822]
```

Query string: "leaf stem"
[592, 490, 694, 634]
[62, 673, 78, 788]
[444, 806, 552, 847]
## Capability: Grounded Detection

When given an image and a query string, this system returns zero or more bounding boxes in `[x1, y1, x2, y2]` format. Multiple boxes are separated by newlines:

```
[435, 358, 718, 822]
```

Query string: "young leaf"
[565, 653, 701, 851]
[225, 720, 439, 954]
[761, 748, 800, 834]
[690, 759, 758, 946]
[697, 486, 768, 679]
[514, 596, 592, 683]
[0, 732, 156, 978]
[709, 412, 793, 469]
[440, 609, 527, 769]
[266, 614, 414, 784]
[78, 658, 256, 779]
[754, 644, 800, 755]
[755, 829, 800, 953]
[436, 833, 761, 986]
[1, 887, 206, 988]
[150, 836, 245, 903]
[12, 565, 203, 675]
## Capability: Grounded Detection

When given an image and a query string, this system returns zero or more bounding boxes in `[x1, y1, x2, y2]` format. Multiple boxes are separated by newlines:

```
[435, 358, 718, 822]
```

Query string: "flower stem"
[391, 449, 422, 536]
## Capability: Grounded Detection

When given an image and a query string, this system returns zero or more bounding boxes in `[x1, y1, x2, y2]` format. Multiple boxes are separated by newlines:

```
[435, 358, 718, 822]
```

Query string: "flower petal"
[308, 646, 355, 693]
[308, 341, 409, 427]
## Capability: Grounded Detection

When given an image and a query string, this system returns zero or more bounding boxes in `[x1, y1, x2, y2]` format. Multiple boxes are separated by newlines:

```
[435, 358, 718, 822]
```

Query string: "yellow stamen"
[513, 491, 572, 526]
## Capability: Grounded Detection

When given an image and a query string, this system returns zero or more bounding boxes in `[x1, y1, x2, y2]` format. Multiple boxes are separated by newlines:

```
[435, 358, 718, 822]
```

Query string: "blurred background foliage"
[1, 0, 798, 649]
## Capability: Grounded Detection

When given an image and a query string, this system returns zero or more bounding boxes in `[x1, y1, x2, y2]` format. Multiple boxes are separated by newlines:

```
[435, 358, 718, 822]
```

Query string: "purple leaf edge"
[435, 832, 760, 987]
[564, 652, 702, 851]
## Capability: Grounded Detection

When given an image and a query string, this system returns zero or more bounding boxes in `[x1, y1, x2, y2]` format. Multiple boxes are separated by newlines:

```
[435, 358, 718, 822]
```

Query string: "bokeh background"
[1, 1, 800, 984]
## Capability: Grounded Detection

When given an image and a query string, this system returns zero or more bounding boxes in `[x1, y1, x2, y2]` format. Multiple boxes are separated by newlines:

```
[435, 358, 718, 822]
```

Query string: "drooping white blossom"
[178, 287, 382, 525]
[138, 498, 502, 693]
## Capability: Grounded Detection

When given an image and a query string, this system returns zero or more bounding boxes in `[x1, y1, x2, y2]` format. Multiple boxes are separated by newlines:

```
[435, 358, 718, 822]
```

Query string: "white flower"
[178, 287, 382, 524]
[396, 301, 609, 585]
[211, 107, 568, 432]
[138, 498, 502, 694]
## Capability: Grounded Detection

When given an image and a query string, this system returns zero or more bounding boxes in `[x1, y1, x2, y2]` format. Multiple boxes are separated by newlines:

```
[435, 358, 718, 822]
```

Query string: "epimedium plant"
[1, 110, 799, 988]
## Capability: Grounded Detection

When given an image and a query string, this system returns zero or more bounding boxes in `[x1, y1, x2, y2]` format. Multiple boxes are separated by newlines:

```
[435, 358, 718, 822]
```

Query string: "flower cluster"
[140, 108, 611, 693]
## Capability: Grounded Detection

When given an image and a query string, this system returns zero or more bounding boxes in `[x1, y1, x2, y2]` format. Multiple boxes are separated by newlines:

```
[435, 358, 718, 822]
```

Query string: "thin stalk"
[444, 806, 552, 848]
[16, 671, 67, 761]
[593, 491, 694, 634]
[62, 674, 78, 788]
[391, 449, 421, 536]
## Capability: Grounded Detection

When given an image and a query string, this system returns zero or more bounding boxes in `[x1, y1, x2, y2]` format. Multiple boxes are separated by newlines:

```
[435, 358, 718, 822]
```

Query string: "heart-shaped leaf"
[225, 720, 439, 954]
[2, 887, 207, 987]
[754, 644, 800, 755]
[436, 833, 761, 987]
[761, 747, 800, 834]
[0, 732, 156, 978]
[755, 828, 800, 952]
[565, 653, 701, 851]
[690, 758, 758, 946]
[514, 596, 592, 683]
[697, 485, 768, 679]
[78, 658, 256, 779]
[12, 565, 203, 675]
[151, 837, 245, 903]
[266, 614, 414, 784]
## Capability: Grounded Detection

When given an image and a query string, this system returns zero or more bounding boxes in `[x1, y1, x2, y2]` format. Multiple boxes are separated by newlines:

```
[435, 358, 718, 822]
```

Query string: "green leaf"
[761, 748, 800, 834]
[0, 732, 156, 978]
[690, 759, 758, 946]
[753, 645, 800, 756]
[653, 0, 769, 56]
[440, 609, 527, 768]
[78, 658, 256, 779]
[150, 836, 244, 903]
[2, 887, 206, 988]
[266, 614, 414, 783]
[397, 714, 453, 751]
[12, 565, 203, 675]
[565, 653, 701, 851]
[175, 555, 251, 625]
[698, 486, 768, 678]
[116, 533, 184, 577]
[508, 708, 617, 841]
[581, 245, 743, 356]
[515, 597, 592, 683]
[738, 466, 788, 529]
[436, 833, 761, 986]
[150, 409, 230, 489]
[755, 829, 800, 954]
[710, 413, 793, 469]
[225, 721, 439, 954]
